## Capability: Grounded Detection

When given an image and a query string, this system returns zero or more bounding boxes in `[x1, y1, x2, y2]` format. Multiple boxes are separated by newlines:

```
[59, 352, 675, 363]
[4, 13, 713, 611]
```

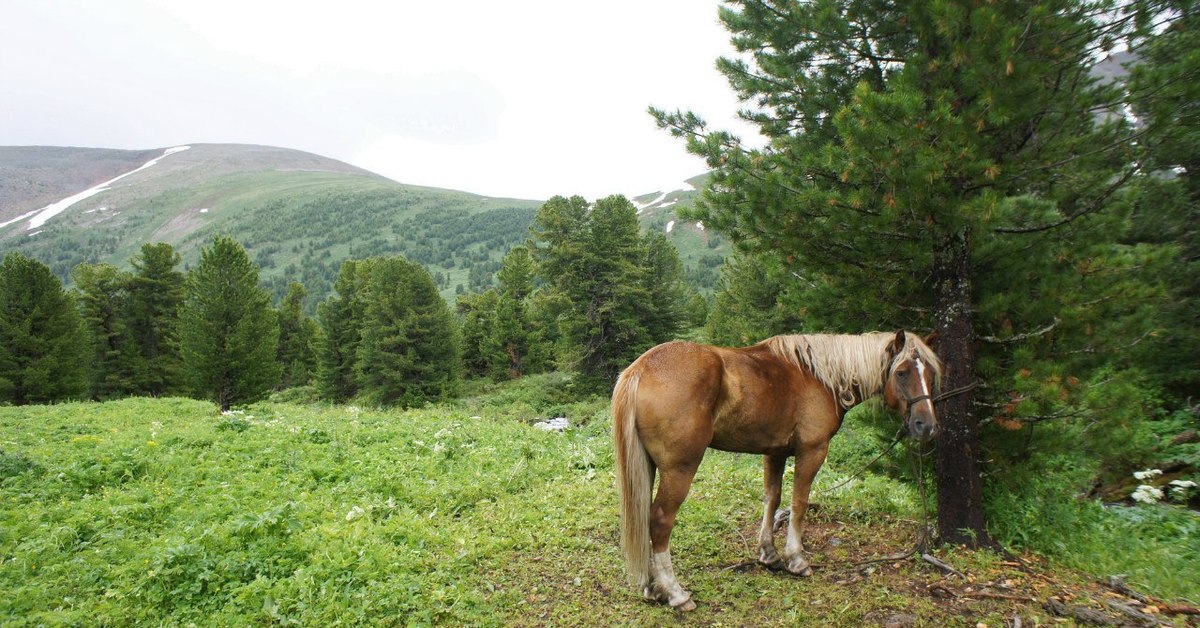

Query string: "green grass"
[2, 381, 1196, 625]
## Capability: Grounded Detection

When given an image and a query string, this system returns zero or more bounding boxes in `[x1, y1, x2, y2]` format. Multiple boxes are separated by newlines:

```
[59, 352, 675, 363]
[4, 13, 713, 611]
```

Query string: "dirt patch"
[149, 206, 212, 242]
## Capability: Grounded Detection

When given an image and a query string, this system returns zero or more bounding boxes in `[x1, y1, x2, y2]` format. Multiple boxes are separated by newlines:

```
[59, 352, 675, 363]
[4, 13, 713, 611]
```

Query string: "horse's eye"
[896, 369, 910, 378]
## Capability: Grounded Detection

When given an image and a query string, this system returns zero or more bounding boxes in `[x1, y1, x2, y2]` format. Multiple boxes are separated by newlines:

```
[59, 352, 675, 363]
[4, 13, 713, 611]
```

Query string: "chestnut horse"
[613, 331, 941, 610]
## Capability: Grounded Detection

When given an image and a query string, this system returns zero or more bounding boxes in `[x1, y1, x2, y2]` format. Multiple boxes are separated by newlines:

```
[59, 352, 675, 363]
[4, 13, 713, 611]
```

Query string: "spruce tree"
[655, 0, 1157, 545]
[485, 246, 539, 379]
[356, 256, 459, 406]
[73, 262, 135, 399]
[126, 243, 185, 396]
[277, 282, 318, 388]
[705, 251, 806, 347]
[640, 231, 692, 344]
[456, 290, 499, 379]
[316, 260, 368, 402]
[0, 253, 89, 404]
[531, 195, 651, 388]
[179, 236, 281, 411]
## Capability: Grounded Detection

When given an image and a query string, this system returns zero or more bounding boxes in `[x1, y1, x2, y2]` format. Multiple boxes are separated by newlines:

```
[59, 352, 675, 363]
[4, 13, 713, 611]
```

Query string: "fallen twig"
[1160, 603, 1200, 616]
[1044, 598, 1120, 625]
[1092, 595, 1171, 626]
[1106, 576, 1151, 604]
[1105, 576, 1200, 616]
[921, 553, 964, 578]
[963, 591, 1037, 602]
[926, 584, 1034, 602]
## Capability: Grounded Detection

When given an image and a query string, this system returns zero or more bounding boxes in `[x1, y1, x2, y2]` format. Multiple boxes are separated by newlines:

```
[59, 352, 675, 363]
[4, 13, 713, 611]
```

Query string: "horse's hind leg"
[646, 462, 702, 611]
[757, 454, 788, 568]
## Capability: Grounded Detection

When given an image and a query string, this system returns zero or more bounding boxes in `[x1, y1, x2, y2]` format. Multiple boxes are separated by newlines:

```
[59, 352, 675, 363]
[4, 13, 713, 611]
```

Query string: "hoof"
[760, 557, 786, 571]
[785, 555, 813, 576]
[645, 583, 694, 610]
[758, 549, 784, 570]
[671, 597, 696, 612]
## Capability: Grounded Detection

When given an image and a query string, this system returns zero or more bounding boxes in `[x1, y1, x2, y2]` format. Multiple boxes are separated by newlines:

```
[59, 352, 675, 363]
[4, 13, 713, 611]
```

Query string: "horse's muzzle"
[908, 417, 936, 442]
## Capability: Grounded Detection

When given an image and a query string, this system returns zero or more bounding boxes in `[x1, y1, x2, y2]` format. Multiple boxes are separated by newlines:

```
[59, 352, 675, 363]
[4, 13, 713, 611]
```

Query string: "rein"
[806, 380, 982, 567]
[805, 439, 933, 571]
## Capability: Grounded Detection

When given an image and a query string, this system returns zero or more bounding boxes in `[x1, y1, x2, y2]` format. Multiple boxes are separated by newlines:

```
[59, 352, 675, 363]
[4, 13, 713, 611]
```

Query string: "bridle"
[888, 355, 935, 423]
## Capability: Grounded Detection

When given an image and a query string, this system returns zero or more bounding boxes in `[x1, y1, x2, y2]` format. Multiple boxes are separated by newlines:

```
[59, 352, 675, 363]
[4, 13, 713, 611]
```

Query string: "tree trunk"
[931, 227, 993, 548]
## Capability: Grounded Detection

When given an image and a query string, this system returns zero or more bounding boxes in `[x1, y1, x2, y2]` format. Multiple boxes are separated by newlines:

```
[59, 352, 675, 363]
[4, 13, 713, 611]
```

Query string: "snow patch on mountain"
[2, 146, 191, 231]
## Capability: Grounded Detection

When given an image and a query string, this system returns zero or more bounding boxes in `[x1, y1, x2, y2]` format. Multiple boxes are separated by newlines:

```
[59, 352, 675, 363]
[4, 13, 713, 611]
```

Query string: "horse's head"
[882, 330, 941, 442]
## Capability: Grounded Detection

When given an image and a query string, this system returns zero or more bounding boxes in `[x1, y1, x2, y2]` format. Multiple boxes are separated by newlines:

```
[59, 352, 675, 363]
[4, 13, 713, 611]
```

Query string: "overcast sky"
[1, 1, 757, 200]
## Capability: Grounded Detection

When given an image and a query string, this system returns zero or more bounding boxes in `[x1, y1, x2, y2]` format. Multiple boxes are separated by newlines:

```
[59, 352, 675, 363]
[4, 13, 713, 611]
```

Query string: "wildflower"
[1133, 468, 1163, 481]
[1169, 479, 1197, 500]
[1131, 484, 1164, 504]
[346, 505, 367, 521]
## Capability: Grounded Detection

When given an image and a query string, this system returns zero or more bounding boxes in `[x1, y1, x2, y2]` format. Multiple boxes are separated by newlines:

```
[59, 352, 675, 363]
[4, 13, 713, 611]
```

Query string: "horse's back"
[624, 340, 834, 456]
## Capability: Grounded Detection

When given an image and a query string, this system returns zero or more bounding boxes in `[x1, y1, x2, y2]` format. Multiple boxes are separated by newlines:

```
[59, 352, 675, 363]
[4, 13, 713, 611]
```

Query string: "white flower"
[534, 417, 570, 432]
[1131, 484, 1164, 504]
[1169, 479, 1197, 500]
[1133, 468, 1163, 481]
[345, 505, 367, 521]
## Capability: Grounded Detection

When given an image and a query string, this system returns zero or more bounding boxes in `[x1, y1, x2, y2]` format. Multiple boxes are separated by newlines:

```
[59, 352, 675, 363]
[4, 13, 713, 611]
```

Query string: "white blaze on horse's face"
[908, 357, 937, 441]
[916, 358, 934, 414]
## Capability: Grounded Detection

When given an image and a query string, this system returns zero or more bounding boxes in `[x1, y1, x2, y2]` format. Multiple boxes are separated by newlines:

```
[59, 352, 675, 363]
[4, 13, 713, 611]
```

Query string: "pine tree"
[179, 236, 281, 411]
[277, 282, 318, 388]
[0, 253, 89, 404]
[356, 256, 459, 406]
[1123, 9, 1200, 401]
[126, 243, 185, 396]
[654, 0, 1156, 545]
[73, 262, 135, 399]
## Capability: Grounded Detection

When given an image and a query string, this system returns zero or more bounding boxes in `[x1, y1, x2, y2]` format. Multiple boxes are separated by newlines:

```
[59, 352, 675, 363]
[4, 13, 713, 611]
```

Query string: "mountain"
[0, 143, 726, 305]
[0, 144, 543, 304]
[629, 173, 725, 291]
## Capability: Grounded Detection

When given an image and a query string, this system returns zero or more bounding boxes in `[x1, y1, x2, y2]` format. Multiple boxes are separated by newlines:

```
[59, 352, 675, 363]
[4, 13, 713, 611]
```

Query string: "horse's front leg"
[783, 442, 830, 576]
[758, 454, 788, 568]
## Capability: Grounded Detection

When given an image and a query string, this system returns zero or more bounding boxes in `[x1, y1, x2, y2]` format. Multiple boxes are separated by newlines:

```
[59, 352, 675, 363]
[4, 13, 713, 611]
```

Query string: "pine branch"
[979, 318, 1060, 344]
[991, 165, 1140, 234]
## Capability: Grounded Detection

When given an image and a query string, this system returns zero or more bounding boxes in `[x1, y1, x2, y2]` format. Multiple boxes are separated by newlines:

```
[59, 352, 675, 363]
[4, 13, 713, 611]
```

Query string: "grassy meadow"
[2, 374, 1197, 626]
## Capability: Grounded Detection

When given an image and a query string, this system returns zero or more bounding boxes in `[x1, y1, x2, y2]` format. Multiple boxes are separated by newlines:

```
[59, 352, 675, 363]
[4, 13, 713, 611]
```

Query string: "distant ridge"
[0, 143, 726, 302]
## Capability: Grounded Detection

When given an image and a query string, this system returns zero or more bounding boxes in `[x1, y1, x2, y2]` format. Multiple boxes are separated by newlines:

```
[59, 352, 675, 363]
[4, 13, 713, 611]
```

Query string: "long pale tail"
[613, 367, 652, 589]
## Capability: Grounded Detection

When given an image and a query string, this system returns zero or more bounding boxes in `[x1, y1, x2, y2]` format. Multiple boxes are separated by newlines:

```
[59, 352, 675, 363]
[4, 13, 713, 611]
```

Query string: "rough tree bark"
[932, 227, 993, 547]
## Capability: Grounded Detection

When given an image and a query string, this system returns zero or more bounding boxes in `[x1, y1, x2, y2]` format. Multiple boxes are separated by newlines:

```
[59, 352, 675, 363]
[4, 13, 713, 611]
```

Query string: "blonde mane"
[762, 332, 942, 408]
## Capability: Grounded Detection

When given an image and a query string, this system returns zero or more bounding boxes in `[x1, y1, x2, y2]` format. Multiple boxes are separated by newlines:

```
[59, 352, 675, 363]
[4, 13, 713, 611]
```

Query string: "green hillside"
[0, 144, 726, 304]
[0, 144, 541, 304]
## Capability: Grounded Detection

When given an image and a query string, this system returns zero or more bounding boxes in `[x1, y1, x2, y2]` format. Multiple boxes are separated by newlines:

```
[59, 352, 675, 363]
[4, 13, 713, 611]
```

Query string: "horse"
[612, 330, 941, 611]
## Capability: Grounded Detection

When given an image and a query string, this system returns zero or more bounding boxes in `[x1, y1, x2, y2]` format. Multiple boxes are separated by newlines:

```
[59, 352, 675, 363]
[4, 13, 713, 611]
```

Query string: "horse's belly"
[708, 416, 796, 455]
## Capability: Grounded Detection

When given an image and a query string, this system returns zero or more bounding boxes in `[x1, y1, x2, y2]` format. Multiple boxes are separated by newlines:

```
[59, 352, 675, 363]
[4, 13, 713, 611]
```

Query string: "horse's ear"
[923, 330, 939, 347]
[886, 330, 907, 357]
